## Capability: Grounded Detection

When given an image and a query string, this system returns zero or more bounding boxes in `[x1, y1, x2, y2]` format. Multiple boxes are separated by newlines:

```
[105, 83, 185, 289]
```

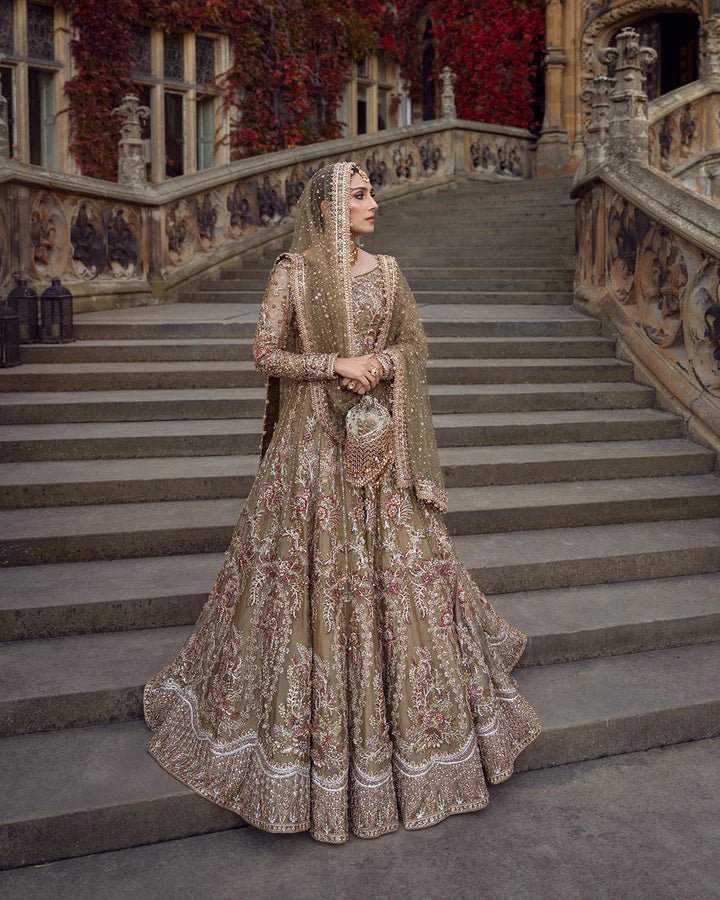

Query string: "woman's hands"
[333, 354, 382, 395]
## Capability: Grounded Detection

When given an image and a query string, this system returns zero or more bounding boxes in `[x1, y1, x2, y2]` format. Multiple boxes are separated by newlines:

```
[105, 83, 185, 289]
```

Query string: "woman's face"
[348, 172, 378, 237]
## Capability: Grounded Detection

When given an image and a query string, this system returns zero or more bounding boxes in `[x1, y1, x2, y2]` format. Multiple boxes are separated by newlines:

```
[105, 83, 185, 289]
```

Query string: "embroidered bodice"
[252, 256, 394, 381]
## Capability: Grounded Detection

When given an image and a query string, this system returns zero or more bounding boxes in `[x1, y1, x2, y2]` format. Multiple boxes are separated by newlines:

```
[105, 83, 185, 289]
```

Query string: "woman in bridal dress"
[144, 160, 541, 844]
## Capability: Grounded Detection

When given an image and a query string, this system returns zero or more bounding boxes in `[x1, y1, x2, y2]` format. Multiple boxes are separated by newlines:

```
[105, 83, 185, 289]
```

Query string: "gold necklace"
[350, 240, 359, 267]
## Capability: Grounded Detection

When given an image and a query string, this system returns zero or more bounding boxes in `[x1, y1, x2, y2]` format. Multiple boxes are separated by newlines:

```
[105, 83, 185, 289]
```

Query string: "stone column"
[536, 0, 571, 176]
[699, 15, 720, 85]
[112, 94, 151, 186]
[599, 27, 657, 164]
[440, 66, 457, 119]
[0, 53, 9, 159]
[579, 75, 614, 169]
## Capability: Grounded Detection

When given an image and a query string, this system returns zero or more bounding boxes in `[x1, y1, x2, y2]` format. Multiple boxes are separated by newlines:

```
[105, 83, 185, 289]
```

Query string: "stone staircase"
[2, 176, 720, 871]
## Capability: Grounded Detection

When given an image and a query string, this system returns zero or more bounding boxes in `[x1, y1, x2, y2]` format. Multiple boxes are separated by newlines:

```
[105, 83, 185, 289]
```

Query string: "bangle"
[327, 352, 338, 379]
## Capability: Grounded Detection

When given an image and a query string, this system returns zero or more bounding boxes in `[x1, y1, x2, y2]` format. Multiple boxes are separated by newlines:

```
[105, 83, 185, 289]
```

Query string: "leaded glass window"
[27, 3, 55, 61]
[195, 37, 215, 86]
[0, 0, 13, 54]
[164, 32, 184, 81]
[130, 26, 152, 78]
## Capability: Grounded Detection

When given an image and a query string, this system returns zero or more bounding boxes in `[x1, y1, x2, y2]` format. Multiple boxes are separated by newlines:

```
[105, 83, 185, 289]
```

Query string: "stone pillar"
[536, 0, 570, 176]
[0, 53, 9, 159]
[599, 27, 657, 164]
[699, 15, 720, 85]
[579, 75, 614, 169]
[440, 66, 457, 119]
[112, 94, 151, 186]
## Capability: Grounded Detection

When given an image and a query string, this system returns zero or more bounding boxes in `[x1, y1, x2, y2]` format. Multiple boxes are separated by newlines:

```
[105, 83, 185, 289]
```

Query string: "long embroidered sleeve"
[253, 256, 338, 381]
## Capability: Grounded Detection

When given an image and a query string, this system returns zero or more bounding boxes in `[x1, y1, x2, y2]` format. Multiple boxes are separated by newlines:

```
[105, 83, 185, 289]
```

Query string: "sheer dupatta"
[257, 161, 447, 514]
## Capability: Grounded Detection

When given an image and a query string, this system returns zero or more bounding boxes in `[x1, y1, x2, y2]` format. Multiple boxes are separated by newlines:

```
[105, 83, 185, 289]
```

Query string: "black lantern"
[7, 277, 40, 343]
[40, 277, 74, 344]
[0, 304, 21, 367]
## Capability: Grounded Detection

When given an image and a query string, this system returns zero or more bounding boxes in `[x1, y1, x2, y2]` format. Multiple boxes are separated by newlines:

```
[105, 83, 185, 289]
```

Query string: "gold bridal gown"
[144, 255, 542, 844]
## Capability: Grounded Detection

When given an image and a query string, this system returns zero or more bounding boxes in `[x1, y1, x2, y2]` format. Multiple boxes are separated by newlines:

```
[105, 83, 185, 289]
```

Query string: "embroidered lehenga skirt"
[144, 265, 542, 843]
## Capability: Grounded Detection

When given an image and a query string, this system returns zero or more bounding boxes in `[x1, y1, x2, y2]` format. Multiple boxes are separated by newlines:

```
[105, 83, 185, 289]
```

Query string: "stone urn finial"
[112, 93, 151, 185]
[580, 74, 615, 168]
[598, 27, 657, 163]
[440, 66, 457, 119]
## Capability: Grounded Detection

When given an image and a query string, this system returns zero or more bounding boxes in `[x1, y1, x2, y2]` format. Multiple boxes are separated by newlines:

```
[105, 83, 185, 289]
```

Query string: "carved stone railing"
[648, 82, 720, 186]
[0, 119, 534, 313]
[574, 26, 720, 451]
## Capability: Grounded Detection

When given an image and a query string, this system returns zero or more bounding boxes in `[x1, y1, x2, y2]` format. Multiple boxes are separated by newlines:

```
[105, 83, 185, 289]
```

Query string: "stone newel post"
[112, 94, 151, 186]
[580, 75, 614, 169]
[440, 67, 457, 119]
[599, 27, 657, 164]
[699, 15, 720, 85]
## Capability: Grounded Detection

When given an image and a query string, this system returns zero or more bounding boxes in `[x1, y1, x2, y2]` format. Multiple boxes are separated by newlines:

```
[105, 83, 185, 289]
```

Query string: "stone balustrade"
[573, 25, 720, 450]
[0, 119, 533, 314]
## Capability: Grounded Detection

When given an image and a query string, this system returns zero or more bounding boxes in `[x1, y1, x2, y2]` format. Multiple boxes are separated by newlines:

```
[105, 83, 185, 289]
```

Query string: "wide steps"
[0, 409, 682, 462]
[181, 289, 576, 305]
[2, 517, 719, 640]
[0, 440, 713, 509]
[2, 475, 719, 566]
[0, 382, 655, 425]
[73, 303, 602, 340]
[19, 335, 616, 364]
[0, 357, 633, 392]
[2, 641, 719, 867]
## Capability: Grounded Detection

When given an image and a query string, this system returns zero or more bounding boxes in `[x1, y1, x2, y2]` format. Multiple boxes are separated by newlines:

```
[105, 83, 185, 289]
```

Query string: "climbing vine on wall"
[60, 0, 545, 181]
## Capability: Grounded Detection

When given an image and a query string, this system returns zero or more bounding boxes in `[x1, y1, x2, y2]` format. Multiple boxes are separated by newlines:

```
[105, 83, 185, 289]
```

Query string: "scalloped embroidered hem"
[144, 679, 542, 845]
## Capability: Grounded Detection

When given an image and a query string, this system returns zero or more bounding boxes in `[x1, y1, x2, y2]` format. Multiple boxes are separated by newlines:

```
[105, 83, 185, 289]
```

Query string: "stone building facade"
[536, 0, 719, 174]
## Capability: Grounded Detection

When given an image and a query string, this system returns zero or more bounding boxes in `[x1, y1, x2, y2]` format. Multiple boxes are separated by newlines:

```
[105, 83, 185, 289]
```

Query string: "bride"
[144, 160, 541, 844]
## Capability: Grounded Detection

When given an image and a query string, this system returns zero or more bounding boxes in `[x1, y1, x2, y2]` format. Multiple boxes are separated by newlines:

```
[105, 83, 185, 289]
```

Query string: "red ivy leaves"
[59, 0, 545, 180]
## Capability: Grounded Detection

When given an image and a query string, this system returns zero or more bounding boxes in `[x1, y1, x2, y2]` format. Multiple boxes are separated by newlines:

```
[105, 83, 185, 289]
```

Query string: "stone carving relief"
[166, 201, 194, 266]
[650, 102, 703, 170]
[30, 193, 69, 280]
[468, 136, 524, 177]
[106, 206, 140, 278]
[226, 182, 258, 237]
[684, 260, 720, 393]
[579, 185, 720, 397]
[69, 201, 106, 279]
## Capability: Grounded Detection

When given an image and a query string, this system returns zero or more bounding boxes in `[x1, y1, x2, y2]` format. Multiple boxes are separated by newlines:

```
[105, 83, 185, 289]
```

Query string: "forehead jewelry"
[356, 167, 370, 183]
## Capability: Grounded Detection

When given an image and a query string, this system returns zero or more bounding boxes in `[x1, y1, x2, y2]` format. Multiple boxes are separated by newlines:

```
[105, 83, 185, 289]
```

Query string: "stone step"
[2, 518, 718, 641]
[0, 408, 680, 462]
[499, 573, 720, 667]
[0, 382, 653, 425]
[205, 276, 576, 292]
[1, 738, 715, 896]
[21, 335, 617, 364]
[71, 305, 601, 340]
[179, 289, 576, 305]
[2, 475, 718, 566]
[227, 265, 576, 280]
[5, 571, 720, 736]
[0, 357, 633, 393]
[1, 642, 718, 867]
[1, 440, 713, 509]
[262, 249, 576, 266]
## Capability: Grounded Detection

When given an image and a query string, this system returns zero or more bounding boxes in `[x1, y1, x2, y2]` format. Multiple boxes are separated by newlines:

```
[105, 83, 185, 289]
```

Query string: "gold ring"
[370, 367, 379, 377]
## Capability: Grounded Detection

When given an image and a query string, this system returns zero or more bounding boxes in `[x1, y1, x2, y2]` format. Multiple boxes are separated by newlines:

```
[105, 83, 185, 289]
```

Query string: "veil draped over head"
[260, 160, 447, 513]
